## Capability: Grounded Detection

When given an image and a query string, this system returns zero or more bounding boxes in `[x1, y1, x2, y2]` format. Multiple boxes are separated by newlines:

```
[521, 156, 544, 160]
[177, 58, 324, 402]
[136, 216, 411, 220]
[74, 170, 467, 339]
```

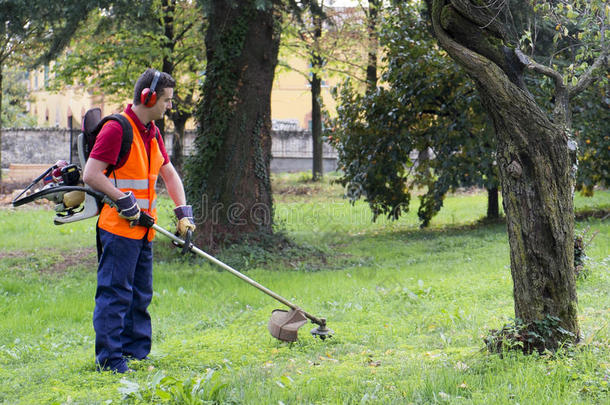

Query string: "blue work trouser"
[93, 229, 153, 372]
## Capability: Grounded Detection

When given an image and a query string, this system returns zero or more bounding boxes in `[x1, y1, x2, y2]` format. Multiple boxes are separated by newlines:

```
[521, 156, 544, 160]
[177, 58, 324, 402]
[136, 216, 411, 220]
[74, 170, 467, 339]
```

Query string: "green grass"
[0, 175, 608, 404]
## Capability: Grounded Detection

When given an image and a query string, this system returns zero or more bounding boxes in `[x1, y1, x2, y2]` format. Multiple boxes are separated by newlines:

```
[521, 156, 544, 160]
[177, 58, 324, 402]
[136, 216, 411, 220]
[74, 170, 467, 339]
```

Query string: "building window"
[44, 65, 49, 89]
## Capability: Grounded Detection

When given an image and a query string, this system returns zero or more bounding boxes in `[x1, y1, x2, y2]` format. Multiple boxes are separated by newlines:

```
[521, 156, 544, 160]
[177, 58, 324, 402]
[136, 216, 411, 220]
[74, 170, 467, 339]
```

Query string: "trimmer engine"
[12, 161, 110, 224]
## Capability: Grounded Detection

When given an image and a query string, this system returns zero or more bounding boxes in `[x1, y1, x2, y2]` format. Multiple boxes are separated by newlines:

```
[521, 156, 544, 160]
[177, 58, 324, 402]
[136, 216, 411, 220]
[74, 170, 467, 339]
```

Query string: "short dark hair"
[133, 68, 176, 105]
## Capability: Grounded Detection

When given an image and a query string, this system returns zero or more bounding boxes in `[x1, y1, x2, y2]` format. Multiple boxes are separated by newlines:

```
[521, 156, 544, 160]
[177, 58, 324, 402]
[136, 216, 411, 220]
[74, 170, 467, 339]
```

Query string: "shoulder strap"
[152, 123, 161, 140]
[93, 114, 133, 176]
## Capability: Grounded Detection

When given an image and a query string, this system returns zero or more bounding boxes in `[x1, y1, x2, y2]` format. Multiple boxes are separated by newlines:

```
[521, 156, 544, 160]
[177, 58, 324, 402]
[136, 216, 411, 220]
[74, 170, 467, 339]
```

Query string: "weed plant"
[0, 174, 608, 404]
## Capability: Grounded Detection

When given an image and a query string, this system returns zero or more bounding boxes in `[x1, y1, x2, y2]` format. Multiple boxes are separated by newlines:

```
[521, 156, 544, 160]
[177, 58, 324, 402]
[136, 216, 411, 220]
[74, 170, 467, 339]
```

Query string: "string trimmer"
[150, 223, 333, 342]
[12, 164, 333, 342]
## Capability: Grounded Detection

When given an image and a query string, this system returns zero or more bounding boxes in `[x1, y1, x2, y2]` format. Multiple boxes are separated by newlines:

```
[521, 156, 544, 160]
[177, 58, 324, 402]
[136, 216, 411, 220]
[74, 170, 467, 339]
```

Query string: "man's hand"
[116, 191, 140, 222]
[174, 205, 196, 237]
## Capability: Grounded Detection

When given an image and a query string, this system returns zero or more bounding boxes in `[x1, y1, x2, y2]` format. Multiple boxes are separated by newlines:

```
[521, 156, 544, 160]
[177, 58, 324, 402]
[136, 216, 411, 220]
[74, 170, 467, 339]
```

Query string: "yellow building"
[26, 66, 114, 130]
[272, 57, 338, 130]
[26, 57, 341, 132]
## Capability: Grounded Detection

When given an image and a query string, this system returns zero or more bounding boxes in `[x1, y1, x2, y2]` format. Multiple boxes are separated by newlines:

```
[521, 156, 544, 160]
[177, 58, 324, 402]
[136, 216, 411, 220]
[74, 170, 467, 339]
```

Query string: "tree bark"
[311, 12, 323, 181]
[426, 0, 579, 349]
[185, 0, 280, 248]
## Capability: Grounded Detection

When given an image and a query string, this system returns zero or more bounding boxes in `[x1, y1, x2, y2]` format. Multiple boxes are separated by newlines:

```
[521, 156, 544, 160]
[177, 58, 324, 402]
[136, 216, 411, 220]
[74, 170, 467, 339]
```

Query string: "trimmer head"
[268, 309, 333, 342]
[310, 320, 334, 340]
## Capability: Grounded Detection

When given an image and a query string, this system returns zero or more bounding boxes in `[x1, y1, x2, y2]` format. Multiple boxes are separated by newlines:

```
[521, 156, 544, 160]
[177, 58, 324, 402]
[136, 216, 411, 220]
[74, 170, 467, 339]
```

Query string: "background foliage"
[0, 68, 37, 128]
[517, 0, 609, 196]
[327, 2, 498, 227]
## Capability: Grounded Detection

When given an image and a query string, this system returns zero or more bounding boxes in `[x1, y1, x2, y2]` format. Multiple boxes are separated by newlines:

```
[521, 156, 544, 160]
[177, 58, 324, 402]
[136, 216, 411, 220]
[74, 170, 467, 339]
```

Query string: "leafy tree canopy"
[328, 1, 497, 226]
[517, 0, 609, 195]
[279, 2, 368, 84]
[0, 0, 111, 182]
[329, 0, 608, 225]
[51, 0, 205, 114]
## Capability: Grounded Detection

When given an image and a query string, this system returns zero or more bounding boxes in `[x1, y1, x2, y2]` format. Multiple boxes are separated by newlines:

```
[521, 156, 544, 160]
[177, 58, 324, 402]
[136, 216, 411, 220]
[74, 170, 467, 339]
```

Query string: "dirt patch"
[0, 247, 97, 276]
[275, 185, 315, 196]
[0, 177, 35, 196]
[0, 192, 55, 209]
[0, 178, 57, 209]
[54, 247, 98, 273]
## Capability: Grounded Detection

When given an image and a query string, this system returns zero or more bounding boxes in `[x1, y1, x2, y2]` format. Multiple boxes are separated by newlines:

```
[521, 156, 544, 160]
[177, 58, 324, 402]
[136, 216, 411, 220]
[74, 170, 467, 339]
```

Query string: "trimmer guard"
[12, 185, 109, 225]
[268, 309, 308, 342]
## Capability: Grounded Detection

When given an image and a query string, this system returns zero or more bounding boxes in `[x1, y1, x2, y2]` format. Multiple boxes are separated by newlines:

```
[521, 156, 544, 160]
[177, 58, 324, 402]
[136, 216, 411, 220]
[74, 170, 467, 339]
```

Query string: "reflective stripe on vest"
[114, 179, 149, 189]
[98, 112, 165, 241]
[136, 198, 157, 210]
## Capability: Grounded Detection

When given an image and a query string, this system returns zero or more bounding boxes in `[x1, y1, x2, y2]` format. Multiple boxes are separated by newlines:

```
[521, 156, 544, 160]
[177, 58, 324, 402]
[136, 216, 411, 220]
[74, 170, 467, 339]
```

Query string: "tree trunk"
[159, 0, 184, 174]
[486, 186, 499, 220]
[185, 0, 280, 248]
[481, 86, 577, 348]
[365, 0, 380, 94]
[156, 0, 176, 138]
[0, 65, 3, 188]
[311, 13, 323, 181]
[427, 0, 579, 350]
[311, 71, 323, 181]
[171, 116, 185, 175]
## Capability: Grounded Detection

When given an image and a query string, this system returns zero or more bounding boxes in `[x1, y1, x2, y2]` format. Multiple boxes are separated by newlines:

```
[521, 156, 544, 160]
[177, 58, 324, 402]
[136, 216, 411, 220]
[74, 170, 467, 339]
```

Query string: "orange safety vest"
[98, 112, 164, 241]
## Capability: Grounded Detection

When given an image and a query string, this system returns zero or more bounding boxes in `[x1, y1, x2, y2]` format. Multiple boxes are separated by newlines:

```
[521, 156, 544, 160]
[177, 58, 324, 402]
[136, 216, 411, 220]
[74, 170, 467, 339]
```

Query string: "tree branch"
[515, 49, 564, 88]
[174, 22, 195, 44]
[569, 49, 609, 100]
[276, 60, 310, 81]
[451, 0, 517, 44]
[424, 0, 491, 75]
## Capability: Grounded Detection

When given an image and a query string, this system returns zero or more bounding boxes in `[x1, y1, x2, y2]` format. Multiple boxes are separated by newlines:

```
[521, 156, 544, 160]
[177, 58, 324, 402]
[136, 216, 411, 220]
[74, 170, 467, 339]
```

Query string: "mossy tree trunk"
[186, 0, 280, 248]
[426, 0, 581, 349]
[478, 85, 578, 345]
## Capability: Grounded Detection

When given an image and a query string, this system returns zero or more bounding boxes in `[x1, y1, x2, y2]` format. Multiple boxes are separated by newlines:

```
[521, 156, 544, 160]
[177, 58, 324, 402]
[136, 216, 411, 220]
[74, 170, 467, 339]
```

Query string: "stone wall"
[2, 128, 76, 167]
[2, 128, 338, 173]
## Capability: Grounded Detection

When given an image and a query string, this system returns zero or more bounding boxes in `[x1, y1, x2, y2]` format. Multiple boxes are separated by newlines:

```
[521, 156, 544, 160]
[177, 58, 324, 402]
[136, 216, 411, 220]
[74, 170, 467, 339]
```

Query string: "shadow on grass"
[152, 217, 512, 275]
[347, 206, 608, 245]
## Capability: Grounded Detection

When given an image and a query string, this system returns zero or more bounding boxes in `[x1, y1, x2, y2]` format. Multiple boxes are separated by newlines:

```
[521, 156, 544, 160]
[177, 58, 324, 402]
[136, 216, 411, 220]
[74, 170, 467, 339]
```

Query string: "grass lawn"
[0, 173, 608, 404]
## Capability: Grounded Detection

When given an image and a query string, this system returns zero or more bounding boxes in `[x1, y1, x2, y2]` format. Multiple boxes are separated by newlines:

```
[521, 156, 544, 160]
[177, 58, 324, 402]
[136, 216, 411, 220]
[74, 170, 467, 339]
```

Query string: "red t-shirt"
[89, 104, 170, 169]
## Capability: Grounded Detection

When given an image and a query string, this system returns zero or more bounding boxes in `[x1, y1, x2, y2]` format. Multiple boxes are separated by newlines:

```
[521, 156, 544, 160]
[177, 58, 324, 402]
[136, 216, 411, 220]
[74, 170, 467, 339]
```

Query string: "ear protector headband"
[140, 70, 161, 107]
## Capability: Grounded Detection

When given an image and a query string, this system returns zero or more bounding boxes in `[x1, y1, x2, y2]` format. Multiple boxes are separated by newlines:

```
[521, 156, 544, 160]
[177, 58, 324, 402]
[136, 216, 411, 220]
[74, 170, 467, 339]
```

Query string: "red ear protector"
[140, 70, 161, 107]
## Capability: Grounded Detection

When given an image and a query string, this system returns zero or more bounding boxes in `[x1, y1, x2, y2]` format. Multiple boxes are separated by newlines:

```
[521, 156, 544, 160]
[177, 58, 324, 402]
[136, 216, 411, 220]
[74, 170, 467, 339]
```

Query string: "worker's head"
[133, 68, 175, 107]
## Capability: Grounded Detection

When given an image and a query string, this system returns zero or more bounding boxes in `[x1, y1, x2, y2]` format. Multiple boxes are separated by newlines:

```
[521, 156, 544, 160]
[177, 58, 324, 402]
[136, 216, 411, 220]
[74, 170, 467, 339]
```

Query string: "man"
[83, 68, 195, 373]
